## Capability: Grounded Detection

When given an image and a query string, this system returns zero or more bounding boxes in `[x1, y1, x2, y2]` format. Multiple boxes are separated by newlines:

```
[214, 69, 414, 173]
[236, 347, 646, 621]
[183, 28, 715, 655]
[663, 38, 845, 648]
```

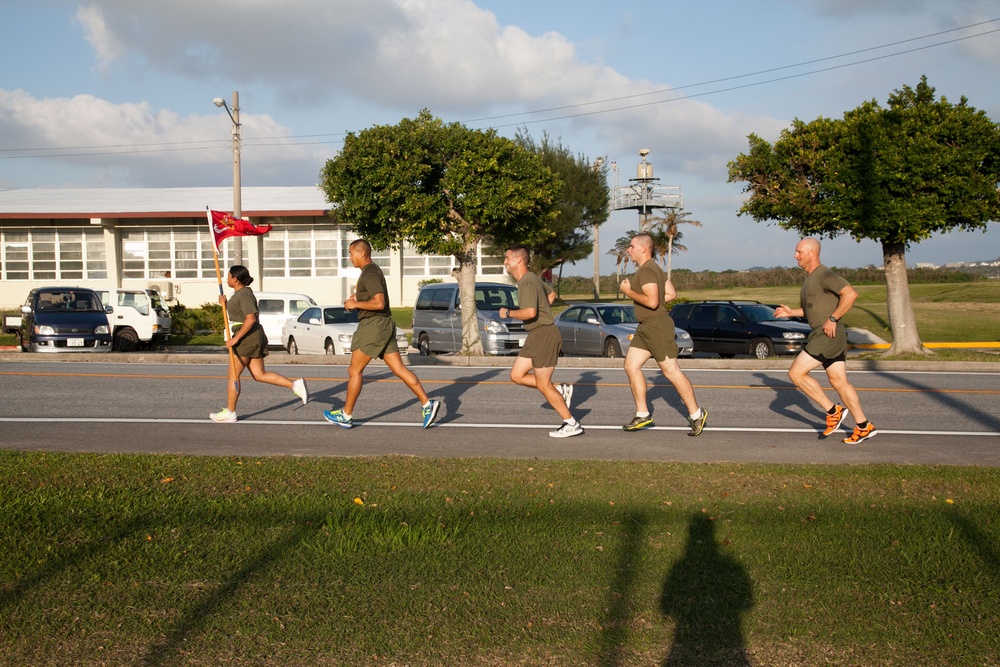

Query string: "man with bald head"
[619, 232, 708, 436]
[774, 238, 876, 443]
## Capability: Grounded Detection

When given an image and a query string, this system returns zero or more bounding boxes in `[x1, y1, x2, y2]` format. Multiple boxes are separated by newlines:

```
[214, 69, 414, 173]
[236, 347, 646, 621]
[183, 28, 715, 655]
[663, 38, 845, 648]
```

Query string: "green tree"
[648, 208, 701, 280]
[320, 110, 561, 354]
[728, 77, 1000, 354]
[514, 131, 611, 275]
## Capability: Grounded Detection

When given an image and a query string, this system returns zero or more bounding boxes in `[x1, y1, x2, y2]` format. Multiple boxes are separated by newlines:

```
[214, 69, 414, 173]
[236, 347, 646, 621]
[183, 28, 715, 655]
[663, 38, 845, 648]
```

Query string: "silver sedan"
[554, 303, 693, 358]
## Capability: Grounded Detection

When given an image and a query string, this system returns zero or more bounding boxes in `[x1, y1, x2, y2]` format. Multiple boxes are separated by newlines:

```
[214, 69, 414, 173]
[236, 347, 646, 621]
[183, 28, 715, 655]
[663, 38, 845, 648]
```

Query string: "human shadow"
[752, 372, 820, 429]
[350, 368, 501, 425]
[661, 515, 754, 667]
[597, 511, 648, 667]
[878, 371, 1000, 431]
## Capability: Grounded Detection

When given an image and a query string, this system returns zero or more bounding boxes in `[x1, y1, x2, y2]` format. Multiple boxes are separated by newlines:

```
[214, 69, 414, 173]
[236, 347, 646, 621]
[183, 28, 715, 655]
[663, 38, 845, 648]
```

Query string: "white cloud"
[73, 5, 122, 69]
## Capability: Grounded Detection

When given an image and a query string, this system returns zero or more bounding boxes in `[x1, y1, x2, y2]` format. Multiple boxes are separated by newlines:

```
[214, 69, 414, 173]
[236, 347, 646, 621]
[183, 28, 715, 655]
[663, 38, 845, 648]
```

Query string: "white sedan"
[280, 305, 407, 355]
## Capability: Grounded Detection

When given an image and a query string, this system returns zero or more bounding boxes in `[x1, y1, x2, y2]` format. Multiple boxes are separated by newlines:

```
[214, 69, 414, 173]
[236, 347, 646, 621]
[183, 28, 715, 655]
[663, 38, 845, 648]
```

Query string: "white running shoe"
[292, 378, 308, 405]
[210, 408, 237, 423]
[549, 421, 583, 438]
[555, 383, 574, 409]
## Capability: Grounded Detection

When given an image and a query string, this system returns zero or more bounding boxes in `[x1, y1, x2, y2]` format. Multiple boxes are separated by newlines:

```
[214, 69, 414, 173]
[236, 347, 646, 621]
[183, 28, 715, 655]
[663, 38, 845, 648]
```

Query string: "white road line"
[1, 417, 998, 437]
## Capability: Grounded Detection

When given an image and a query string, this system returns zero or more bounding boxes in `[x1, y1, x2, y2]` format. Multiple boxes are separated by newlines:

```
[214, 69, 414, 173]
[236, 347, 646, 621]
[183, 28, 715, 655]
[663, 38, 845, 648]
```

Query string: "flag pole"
[206, 208, 241, 395]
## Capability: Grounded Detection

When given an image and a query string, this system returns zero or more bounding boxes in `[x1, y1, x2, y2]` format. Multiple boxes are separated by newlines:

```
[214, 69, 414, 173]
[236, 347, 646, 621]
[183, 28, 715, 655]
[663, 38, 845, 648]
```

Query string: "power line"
[2, 18, 997, 160]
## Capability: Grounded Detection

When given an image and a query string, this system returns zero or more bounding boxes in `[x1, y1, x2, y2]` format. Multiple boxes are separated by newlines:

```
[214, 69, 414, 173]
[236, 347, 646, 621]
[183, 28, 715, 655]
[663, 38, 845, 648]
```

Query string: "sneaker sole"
[323, 413, 352, 429]
[623, 422, 654, 432]
[549, 427, 584, 438]
[210, 417, 236, 423]
[822, 407, 848, 437]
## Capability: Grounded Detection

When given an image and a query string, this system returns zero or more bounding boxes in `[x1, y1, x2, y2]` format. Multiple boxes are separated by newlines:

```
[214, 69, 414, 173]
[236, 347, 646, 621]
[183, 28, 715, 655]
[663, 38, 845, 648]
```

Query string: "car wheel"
[418, 334, 431, 356]
[325, 338, 335, 355]
[603, 338, 623, 358]
[752, 337, 775, 359]
[113, 327, 140, 352]
[286, 337, 298, 355]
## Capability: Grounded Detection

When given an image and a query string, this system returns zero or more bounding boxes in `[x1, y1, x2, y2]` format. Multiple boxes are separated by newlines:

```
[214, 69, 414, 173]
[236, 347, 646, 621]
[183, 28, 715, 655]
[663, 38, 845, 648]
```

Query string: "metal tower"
[610, 148, 682, 228]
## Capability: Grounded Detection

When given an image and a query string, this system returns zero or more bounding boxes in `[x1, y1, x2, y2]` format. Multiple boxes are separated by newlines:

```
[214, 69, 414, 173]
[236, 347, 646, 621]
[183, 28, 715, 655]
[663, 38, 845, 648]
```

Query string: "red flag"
[207, 210, 272, 249]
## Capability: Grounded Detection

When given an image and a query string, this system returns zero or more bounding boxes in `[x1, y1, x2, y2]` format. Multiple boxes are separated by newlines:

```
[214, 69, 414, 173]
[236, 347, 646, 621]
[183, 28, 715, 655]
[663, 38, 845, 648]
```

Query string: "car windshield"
[475, 286, 518, 311]
[596, 305, 637, 324]
[149, 292, 170, 317]
[736, 304, 777, 323]
[324, 307, 358, 324]
[35, 290, 103, 313]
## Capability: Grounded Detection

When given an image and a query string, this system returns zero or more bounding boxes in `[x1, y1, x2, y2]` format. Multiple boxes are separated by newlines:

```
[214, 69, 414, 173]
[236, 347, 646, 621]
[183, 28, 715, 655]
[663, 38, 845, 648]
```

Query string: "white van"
[253, 292, 318, 347]
[95, 288, 172, 351]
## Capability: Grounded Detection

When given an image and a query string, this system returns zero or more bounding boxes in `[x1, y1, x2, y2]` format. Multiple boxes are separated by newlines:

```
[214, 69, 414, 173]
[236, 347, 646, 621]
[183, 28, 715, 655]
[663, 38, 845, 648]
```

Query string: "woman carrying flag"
[209, 264, 308, 422]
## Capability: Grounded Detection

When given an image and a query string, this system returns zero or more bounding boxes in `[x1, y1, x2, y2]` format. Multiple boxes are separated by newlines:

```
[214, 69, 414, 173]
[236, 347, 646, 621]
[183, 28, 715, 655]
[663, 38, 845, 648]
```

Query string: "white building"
[0, 187, 508, 309]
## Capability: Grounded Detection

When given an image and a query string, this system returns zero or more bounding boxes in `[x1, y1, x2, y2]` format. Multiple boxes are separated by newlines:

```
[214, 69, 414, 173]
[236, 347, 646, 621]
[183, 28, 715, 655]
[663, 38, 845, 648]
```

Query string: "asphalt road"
[2, 355, 998, 465]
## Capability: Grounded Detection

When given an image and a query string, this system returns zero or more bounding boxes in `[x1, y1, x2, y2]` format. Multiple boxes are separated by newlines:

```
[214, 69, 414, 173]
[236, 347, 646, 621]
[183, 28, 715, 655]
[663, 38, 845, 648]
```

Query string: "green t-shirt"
[355, 262, 391, 321]
[516, 272, 554, 331]
[227, 286, 258, 324]
[800, 264, 849, 329]
[630, 260, 668, 322]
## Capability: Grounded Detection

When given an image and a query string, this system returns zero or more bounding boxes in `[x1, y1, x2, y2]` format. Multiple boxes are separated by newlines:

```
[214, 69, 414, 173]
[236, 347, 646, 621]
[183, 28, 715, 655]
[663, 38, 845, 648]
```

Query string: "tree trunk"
[456, 243, 484, 355]
[882, 241, 930, 356]
[667, 237, 674, 281]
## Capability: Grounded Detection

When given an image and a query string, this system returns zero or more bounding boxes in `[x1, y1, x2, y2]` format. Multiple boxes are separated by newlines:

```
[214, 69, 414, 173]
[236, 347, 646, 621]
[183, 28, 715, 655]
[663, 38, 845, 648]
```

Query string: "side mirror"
[584, 315, 599, 325]
[308, 317, 321, 325]
[106, 306, 114, 314]
[21, 305, 31, 314]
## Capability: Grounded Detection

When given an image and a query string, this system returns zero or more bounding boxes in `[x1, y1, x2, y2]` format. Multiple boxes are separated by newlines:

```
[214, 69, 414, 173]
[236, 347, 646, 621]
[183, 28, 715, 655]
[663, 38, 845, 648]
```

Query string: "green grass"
[2, 451, 999, 666]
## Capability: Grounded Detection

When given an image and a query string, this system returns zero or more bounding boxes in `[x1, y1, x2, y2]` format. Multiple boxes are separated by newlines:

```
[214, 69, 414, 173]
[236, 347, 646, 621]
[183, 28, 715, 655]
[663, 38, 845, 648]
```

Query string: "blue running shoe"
[323, 409, 353, 429]
[422, 400, 441, 428]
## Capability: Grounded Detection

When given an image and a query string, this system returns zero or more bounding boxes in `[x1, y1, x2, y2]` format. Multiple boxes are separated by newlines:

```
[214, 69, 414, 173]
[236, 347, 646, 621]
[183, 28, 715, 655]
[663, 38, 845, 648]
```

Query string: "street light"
[213, 91, 242, 264]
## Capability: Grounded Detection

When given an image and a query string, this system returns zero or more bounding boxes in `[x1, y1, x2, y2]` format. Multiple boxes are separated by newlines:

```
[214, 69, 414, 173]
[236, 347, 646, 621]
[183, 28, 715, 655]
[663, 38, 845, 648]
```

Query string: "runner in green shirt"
[774, 238, 876, 443]
[618, 233, 708, 436]
[323, 239, 441, 429]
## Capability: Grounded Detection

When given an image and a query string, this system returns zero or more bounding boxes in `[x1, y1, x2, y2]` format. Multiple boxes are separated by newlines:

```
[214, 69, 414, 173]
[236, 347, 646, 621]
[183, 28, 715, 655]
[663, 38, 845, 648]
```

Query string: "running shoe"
[550, 421, 584, 438]
[687, 408, 709, 437]
[623, 415, 655, 432]
[555, 383, 574, 410]
[323, 409, 353, 429]
[823, 404, 848, 437]
[210, 408, 237, 423]
[422, 400, 441, 429]
[292, 378, 309, 405]
[843, 422, 877, 444]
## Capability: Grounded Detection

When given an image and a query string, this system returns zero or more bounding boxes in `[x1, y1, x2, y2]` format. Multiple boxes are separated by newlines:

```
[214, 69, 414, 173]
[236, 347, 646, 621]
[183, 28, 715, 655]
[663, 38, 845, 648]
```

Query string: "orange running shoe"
[823, 405, 848, 437]
[843, 422, 877, 444]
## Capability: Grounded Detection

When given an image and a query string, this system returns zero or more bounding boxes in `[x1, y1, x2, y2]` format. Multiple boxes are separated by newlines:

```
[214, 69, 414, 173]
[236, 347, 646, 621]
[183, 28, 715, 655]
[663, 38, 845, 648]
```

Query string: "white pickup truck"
[95, 288, 172, 351]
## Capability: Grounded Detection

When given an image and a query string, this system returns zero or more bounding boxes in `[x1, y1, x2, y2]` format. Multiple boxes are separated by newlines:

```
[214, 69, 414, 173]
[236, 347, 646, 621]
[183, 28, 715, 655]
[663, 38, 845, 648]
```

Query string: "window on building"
[121, 227, 230, 280]
[264, 226, 359, 278]
[0, 228, 107, 281]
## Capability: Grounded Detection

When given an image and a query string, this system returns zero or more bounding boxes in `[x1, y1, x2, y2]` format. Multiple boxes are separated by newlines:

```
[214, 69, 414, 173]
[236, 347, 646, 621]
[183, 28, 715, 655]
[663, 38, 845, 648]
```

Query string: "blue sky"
[1, 0, 998, 275]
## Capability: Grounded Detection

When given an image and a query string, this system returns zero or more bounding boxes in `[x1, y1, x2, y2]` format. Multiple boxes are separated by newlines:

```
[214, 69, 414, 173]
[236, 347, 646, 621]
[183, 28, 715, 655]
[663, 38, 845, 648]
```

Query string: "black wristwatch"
[828, 316, 839, 323]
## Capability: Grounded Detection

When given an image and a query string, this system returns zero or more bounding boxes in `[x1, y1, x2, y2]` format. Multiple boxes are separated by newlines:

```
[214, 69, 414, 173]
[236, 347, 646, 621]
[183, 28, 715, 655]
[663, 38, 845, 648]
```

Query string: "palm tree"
[649, 228, 687, 271]
[608, 232, 637, 297]
[647, 209, 702, 280]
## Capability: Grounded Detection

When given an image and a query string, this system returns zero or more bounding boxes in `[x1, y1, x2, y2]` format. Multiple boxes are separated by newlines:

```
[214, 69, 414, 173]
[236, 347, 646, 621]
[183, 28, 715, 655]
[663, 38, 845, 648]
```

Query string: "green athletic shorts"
[232, 323, 269, 359]
[518, 323, 562, 368]
[351, 316, 399, 359]
[630, 316, 679, 362]
[804, 325, 847, 361]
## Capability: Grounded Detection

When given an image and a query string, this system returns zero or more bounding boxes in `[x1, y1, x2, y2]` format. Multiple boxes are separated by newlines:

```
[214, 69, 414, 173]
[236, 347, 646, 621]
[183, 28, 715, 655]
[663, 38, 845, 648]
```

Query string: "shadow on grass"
[598, 511, 648, 667]
[141, 513, 324, 667]
[854, 306, 890, 332]
[660, 514, 753, 667]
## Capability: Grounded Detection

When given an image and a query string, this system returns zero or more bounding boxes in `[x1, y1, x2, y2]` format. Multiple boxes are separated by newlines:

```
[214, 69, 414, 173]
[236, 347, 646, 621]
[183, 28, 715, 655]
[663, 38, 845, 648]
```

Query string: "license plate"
[68, 338, 84, 347]
[518, 338, 525, 347]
